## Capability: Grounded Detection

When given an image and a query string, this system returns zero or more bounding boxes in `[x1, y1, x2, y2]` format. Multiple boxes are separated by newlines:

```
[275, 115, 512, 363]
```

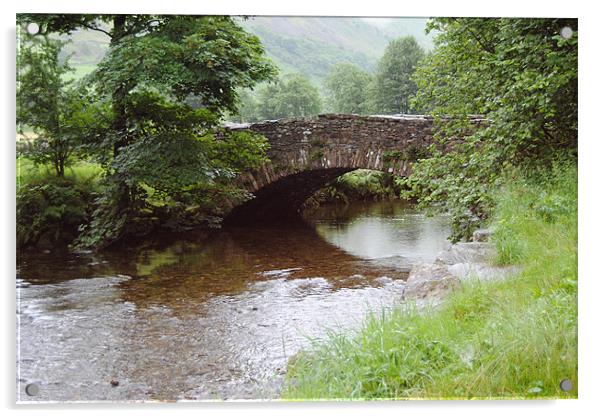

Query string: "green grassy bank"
[17, 157, 103, 188]
[16, 158, 104, 248]
[284, 163, 577, 400]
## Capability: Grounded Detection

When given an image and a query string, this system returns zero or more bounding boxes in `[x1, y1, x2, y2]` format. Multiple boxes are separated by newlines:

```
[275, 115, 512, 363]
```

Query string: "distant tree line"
[229, 35, 426, 122]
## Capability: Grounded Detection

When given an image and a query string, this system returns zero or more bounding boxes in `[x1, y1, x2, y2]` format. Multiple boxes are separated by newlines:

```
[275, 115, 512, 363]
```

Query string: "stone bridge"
[225, 114, 485, 225]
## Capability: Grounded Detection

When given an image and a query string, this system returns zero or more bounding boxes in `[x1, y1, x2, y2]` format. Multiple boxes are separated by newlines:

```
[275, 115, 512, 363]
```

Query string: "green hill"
[239, 16, 432, 82]
[57, 16, 432, 84]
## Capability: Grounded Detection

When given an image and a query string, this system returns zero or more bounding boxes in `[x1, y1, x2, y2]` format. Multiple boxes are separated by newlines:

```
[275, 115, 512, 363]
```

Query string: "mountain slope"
[57, 16, 433, 85]
[240, 16, 432, 82]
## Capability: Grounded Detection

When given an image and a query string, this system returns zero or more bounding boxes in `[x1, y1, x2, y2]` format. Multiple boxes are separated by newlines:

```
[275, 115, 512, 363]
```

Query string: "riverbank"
[283, 163, 577, 399]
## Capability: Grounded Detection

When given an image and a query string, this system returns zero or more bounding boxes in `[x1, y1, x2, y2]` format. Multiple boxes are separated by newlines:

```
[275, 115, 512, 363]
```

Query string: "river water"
[16, 201, 450, 402]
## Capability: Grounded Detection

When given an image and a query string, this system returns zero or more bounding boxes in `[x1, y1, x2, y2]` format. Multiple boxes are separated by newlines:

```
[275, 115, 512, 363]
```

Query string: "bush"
[17, 176, 97, 248]
[307, 169, 402, 208]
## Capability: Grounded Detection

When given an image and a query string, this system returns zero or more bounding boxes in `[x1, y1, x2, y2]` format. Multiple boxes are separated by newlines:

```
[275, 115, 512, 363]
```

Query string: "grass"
[17, 157, 104, 188]
[284, 162, 577, 400]
[62, 64, 98, 82]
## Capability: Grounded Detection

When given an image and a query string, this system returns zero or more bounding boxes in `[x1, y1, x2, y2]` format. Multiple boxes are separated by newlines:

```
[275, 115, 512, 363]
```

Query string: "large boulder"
[435, 242, 496, 265]
[403, 262, 460, 300]
[403, 241, 520, 301]
[446, 262, 521, 281]
[436, 242, 519, 282]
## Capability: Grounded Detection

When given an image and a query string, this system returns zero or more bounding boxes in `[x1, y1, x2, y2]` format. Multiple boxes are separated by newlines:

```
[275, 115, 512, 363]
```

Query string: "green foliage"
[406, 18, 577, 241]
[492, 162, 577, 265]
[306, 170, 402, 209]
[308, 147, 324, 162]
[17, 14, 277, 249]
[71, 179, 135, 250]
[226, 88, 261, 123]
[208, 130, 270, 173]
[324, 63, 373, 114]
[106, 91, 269, 202]
[254, 74, 323, 119]
[402, 139, 497, 242]
[17, 32, 105, 176]
[17, 175, 97, 247]
[107, 92, 217, 195]
[17, 157, 103, 186]
[285, 164, 577, 399]
[331, 170, 401, 201]
[383, 144, 430, 163]
[372, 36, 425, 114]
[93, 16, 276, 116]
[229, 73, 324, 122]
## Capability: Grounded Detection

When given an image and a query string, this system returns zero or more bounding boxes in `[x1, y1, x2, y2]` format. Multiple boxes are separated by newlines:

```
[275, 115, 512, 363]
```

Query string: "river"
[16, 200, 450, 402]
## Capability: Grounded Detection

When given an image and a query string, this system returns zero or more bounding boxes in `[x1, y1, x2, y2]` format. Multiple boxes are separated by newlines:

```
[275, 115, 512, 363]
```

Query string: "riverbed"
[16, 200, 450, 402]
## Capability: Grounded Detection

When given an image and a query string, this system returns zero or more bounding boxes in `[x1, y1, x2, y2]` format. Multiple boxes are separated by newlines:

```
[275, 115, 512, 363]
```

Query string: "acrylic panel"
[16, 14, 578, 402]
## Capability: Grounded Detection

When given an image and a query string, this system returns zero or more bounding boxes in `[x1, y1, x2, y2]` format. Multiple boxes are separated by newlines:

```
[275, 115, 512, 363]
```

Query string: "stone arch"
[226, 167, 355, 225]
[224, 114, 485, 225]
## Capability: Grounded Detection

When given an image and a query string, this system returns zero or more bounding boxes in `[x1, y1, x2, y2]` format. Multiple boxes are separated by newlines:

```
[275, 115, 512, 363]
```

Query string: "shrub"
[17, 176, 96, 247]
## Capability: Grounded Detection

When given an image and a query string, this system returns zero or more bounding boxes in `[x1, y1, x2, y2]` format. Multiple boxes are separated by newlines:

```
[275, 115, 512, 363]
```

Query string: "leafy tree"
[17, 14, 277, 248]
[324, 63, 373, 114]
[226, 88, 262, 123]
[16, 33, 104, 177]
[406, 18, 578, 241]
[372, 36, 425, 114]
[256, 73, 322, 119]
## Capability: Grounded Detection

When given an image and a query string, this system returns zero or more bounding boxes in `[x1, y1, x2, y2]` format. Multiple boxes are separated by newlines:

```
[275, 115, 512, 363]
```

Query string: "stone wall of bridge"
[225, 114, 485, 224]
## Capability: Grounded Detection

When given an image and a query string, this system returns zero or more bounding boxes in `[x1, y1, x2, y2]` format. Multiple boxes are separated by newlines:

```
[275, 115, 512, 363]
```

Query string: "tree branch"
[465, 27, 496, 54]
[449, 18, 496, 54]
[80, 23, 112, 38]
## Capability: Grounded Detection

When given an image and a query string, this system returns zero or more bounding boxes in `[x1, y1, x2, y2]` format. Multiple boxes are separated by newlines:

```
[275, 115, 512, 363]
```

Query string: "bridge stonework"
[225, 114, 482, 224]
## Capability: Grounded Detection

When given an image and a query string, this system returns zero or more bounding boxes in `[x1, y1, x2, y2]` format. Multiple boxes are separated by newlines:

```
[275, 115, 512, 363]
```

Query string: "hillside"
[59, 16, 432, 84]
[239, 16, 432, 82]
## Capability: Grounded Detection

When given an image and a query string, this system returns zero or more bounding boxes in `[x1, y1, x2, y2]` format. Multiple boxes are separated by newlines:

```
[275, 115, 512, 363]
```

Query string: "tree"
[226, 88, 261, 123]
[16, 33, 103, 177]
[324, 63, 373, 114]
[256, 73, 322, 119]
[406, 18, 578, 241]
[372, 36, 425, 114]
[17, 14, 277, 248]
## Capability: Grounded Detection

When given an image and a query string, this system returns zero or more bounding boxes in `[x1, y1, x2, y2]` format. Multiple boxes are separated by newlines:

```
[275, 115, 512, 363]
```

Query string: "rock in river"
[435, 242, 496, 265]
[403, 242, 520, 301]
[403, 262, 460, 300]
[436, 242, 520, 282]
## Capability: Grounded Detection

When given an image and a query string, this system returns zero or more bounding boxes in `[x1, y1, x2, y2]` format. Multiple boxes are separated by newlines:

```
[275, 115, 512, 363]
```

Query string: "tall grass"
[17, 157, 103, 188]
[284, 163, 577, 400]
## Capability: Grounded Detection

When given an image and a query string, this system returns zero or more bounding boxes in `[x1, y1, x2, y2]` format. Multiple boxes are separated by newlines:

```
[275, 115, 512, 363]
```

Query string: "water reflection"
[17, 201, 450, 402]
[311, 201, 451, 263]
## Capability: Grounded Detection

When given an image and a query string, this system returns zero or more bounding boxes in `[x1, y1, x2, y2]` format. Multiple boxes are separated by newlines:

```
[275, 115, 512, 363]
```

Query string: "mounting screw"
[25, 22, 40, 35]
[559, 379, 573, 392]
[25, 383, 39, 396]
[560, 26, 573, 39]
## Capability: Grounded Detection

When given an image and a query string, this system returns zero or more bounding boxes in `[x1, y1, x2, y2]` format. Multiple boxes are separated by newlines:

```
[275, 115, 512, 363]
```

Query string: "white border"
[3, 1, 600, 417]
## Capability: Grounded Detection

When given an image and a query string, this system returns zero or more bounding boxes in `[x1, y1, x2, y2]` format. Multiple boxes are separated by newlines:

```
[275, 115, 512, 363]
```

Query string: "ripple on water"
[17, 201, 450, 402]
